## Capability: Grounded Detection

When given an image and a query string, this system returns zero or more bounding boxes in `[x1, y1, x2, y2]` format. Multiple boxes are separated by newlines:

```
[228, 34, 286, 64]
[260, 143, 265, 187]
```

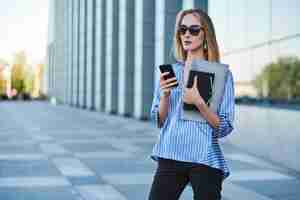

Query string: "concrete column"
[79, 0, 87, 108]
[64, 0, 69, 103]
[94, 0, 106, 111]
[194, 0, 208, 12]
[105, 0, 119, 114]
[67, 0, 73, 105]
[45, 0, 56, 96]
[155, 0, 165, 71]
[182, 0, 208, 12]
[182, 0, 194, 9]
[134, 0, 155, 120]
[86, 0, 96, 110]
[118, 0, 135, 116]
[155, 0, 182, 95]
[53, 0, 66, 102]
[72, 0, 80, 106]
[164, 0, 183, 64]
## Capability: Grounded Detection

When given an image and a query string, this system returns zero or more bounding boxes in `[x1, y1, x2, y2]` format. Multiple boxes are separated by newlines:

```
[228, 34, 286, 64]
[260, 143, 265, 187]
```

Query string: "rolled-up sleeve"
[150, 76, 162, 128]
[213, 70, 235, 138]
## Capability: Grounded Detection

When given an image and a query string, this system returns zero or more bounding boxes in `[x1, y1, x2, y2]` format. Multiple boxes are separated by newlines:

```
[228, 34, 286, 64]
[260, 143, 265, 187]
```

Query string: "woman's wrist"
[195, 100, 205, 111]
[162, 91, 171, 98]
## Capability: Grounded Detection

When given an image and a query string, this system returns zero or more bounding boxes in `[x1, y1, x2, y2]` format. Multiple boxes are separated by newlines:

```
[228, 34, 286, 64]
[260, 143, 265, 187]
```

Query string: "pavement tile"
[52, 158, 95, 177]
[76, 184, 127, 200]
[0, 187, 79, 200]
[0, 144, 41, 154]
[74, 151, 134, 159]
[68, 176, 106, 186]
[62, 143, 118, 153]
[222, 182, 273, 200]
[0, 160, 61, 177]
[1, 102, 300, 200]
[0, 177, 71, 188]
[112, 184, 153, 200]
[233, 179, 300, 199]
[0, 153, 47, 161]
[229, 169, 295, 181]
[40, 143, 69, 155]
[82, 158, 156, 174]
[101, 173, 154, 185]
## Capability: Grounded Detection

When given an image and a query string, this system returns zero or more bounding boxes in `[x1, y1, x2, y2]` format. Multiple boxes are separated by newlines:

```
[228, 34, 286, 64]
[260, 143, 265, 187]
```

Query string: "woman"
[148, 8, 235, 200]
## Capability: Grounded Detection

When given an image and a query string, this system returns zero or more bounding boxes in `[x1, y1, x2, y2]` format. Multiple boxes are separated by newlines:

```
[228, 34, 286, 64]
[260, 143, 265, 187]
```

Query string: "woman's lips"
[184, 41, 192, 45]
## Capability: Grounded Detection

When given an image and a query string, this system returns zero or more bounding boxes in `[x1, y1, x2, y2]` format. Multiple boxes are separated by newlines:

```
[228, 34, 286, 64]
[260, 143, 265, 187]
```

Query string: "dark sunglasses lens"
[179, 27, 187, 35]
[189, 27, 201, 36]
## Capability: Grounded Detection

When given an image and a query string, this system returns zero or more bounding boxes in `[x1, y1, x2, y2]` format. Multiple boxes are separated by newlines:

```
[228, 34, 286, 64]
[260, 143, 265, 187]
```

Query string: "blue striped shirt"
[149, 61, 235, 180]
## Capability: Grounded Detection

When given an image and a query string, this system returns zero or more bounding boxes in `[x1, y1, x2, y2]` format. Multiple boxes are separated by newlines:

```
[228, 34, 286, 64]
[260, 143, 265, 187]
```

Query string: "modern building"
[209, 0, 300, 98]
[46, 0, 207, 119]
[47, 0, 300, 172]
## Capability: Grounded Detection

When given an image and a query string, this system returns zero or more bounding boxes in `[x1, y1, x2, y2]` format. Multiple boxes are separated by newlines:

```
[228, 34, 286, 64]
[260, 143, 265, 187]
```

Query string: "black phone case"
[159, 64, 179, 87]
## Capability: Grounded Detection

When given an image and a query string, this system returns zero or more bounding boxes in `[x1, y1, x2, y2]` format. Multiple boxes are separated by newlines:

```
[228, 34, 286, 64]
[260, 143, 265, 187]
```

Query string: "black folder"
[181, 59, 229, 122]
[183, 70, 215, 111]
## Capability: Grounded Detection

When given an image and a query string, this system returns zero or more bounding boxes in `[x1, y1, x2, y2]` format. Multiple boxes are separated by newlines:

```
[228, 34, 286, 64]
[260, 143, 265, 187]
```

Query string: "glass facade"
[209, 0, 300, 103]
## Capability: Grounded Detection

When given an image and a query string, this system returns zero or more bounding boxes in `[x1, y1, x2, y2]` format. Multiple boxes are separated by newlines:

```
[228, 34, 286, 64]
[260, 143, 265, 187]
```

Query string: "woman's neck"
[185, 48, 206, 66]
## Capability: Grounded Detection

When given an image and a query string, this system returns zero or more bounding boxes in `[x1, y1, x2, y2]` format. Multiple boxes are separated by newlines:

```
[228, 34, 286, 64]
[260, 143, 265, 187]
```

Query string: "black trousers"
[148, 158, 223, 200]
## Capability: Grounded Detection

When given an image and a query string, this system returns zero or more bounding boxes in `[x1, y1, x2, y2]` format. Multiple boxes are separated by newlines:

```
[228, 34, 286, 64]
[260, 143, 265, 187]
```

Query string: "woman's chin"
[183, 45, 192, 51]
[184, 47, 194, 52]
[183, 44, 202, 52]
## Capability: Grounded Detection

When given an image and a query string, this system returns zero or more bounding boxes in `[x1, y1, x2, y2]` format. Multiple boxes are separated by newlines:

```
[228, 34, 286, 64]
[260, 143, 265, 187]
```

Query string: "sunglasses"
[178, 25, 203, 36]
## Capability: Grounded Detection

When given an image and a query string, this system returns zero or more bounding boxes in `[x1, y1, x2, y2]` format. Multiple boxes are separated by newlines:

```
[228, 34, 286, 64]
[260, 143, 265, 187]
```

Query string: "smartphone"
[159, 64, 179, 87]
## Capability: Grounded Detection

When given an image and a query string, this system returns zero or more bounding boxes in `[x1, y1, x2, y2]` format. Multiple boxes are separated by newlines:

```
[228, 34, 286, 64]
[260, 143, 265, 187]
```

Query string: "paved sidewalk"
[0, 101, 299, 200]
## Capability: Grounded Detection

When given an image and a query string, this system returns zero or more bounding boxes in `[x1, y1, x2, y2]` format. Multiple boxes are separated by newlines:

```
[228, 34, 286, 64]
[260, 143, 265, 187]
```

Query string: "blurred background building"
[46, 0, 300, 173]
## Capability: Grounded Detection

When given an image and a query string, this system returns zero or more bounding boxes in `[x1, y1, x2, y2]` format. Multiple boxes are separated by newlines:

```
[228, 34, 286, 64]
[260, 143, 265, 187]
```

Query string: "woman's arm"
[157, 93, 170, 127]
[195, 101, 219, 129]
[150, 71, 178, 128]
[184, 71, 235, 138]
[183, 75, 220, 128]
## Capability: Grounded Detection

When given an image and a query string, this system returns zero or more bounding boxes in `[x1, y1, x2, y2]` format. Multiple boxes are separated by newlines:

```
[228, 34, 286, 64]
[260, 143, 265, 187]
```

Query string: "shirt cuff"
[214, 114, 233, 138]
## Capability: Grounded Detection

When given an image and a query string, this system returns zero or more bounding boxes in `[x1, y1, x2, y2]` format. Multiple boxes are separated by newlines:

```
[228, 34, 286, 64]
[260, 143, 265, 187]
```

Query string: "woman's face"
[179, 13, 205, 52]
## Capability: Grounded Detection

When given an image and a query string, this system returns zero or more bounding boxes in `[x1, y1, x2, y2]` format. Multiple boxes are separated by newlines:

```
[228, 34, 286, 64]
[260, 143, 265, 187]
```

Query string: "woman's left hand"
[183, 76, 206, 106]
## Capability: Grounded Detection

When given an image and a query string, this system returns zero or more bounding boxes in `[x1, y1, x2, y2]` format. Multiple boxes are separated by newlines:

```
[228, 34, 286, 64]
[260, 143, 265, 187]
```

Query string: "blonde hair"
[173, 8, 220, 62]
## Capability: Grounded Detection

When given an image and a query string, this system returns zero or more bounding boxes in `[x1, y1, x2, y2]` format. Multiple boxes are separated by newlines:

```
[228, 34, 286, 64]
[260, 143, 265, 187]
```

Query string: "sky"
[0, 0, 48, 65]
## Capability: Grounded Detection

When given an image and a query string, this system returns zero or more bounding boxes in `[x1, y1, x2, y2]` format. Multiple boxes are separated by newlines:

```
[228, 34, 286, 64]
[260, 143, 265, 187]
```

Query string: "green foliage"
[254, 56, 300, 100]
[11, 51, 28, 94]
[11, 64, 25, 93]
[0, 76, 5, 94]
[24, 68, 34, 94]
[0, 58, 8, 94]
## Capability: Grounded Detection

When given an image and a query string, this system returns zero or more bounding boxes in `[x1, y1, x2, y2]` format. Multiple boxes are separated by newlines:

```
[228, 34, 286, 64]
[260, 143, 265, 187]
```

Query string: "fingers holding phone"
[159, 72, 172, 97]
[158, 64, 179, 97]
[160, 73, 177, 89]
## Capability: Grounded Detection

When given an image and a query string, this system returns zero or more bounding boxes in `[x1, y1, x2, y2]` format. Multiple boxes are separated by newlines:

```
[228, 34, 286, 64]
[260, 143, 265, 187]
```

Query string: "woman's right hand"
[159, 72, 178, 97]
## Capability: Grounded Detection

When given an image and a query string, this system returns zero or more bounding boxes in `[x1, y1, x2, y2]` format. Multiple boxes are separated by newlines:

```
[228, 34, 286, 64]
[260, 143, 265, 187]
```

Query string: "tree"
[24, 66, 34, 95]
[11, 51, 27, 94]
[0, 59, 9, 95]
[254, 56, 300, 100]
[0, 67, 6, 95]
